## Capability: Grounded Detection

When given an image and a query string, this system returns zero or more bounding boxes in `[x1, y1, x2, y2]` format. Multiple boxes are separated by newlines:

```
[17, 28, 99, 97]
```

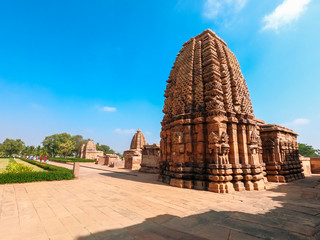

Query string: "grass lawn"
[0, 158, 10, 173]
[16, 159, 47, 172]
[0, 158, 73, 183]
[0, 158, 47, 173]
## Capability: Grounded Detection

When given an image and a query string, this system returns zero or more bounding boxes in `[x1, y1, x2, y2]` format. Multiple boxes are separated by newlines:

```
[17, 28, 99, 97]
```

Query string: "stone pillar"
[73, 162, 80, 178]
[227, 119, 245, 191]
[237, 123, 253, 190]
[193, 117, 207, 190]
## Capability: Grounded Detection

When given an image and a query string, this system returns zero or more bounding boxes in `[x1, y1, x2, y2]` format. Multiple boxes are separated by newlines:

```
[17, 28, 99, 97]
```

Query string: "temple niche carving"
[159, 29, 304, 193]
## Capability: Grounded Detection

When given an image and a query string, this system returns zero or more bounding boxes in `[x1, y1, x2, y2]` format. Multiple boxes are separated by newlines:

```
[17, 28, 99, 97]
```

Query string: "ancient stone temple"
[80, 140, 104, 160]
[260, 124, 304, 182]
[123, 129, 147, 170]
[159, 29, 304, 193]
[95, 154, 124, 168]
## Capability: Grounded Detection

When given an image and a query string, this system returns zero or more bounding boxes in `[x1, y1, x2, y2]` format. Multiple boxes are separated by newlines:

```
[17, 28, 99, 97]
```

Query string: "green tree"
[34, 145, 43, 156]
[96, 143, 115, 155]
[59, 140, 75, 157]
[42, 133, 75, 157]
[299, 143, 320, 158]
[22, 146, 34, 155]
[72, 135, 88, 157]
[0, 139, 25, 156]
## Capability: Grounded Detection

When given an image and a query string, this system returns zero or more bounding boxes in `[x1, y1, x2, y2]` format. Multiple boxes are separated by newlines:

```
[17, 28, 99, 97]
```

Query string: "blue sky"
[0, 0, 319, 152]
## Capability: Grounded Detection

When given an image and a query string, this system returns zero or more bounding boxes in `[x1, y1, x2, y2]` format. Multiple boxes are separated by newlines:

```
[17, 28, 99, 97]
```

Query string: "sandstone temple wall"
[260, 124, 304, 182]
[140, 144, 160, 173]
[300, 155, 312, 176]
[95, 154, 124, 168]
[310, 158, 320, 174]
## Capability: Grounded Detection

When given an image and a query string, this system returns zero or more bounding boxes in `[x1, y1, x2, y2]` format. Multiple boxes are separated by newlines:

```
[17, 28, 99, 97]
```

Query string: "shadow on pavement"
[79, 175, 320, 240]
[99, 171, 164, 185]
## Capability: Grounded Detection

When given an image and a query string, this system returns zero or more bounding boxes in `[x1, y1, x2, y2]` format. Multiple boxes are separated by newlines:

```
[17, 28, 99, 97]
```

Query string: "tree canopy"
[42, 133, 75, 157]
[73, 135, 88, 157]
[1, 133, 118, 158]
[96, 143, 115, 155]
[0, 138, 25, 156]
[299, 143, 320, 158]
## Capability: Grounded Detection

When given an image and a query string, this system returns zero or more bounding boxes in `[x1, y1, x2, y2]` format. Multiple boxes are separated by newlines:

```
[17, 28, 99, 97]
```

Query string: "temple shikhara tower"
[159, 29, 304, 193]
[123, 129, 147, 170]
[80, 140, 104, 160]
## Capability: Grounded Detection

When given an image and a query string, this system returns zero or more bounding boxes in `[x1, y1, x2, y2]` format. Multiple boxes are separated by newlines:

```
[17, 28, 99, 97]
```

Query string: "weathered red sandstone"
[260, 124, 304, 182]
[159, 29, 304, 192]
[140, 144, 160, 173]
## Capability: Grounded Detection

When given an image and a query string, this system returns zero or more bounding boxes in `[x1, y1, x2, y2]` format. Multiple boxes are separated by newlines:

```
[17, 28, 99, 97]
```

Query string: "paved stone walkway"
[0, 162, 319, 240]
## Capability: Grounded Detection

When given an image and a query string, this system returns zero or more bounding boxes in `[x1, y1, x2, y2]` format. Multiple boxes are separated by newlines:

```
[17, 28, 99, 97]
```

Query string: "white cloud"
[262, 0, 311, 31]
[282, 118, 311, 128]
[114, 128, 136, 135]
[102, 106, 117, 112]
[203, 0, 248, 19]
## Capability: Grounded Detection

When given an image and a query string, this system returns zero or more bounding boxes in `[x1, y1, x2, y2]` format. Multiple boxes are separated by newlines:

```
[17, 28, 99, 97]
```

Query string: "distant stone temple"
[80, 140, 104, 160]
[96, 154, 124, 168]
[159, 29, 304, 193]
[140, 144, 160, 173]
[123, 129, 147, 170]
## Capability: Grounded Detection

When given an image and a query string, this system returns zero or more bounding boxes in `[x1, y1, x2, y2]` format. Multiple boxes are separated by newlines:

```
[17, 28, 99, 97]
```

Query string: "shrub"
[50, 157, 94, 163]
[5, 159, 34, 173]
[0, 158, 74, 184]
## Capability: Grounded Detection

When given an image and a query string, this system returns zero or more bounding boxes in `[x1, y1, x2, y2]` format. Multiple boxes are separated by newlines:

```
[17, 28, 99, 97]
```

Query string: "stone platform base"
[159, 175, 266, 192]
[208, 182, 234, 193]
[267, 173, 305, 183]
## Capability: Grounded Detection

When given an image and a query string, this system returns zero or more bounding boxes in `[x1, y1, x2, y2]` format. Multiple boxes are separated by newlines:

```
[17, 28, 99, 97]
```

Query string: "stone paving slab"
[0, 162, 319, 240]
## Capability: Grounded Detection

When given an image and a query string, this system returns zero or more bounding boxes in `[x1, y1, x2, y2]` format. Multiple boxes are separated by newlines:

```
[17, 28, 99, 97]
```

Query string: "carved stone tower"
[130, 129, 147, 150]
[123, 129, 147, 170]
[159, 29, 266, 193]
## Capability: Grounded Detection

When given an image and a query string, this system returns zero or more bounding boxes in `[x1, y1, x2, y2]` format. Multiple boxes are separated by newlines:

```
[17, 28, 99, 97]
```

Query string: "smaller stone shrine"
[95, 154, 124, 168]
[80, 140, 104, 160]
[260, 124, 304, 182]
[123, 129, 147, 170]
[140, 144, 160, 173]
